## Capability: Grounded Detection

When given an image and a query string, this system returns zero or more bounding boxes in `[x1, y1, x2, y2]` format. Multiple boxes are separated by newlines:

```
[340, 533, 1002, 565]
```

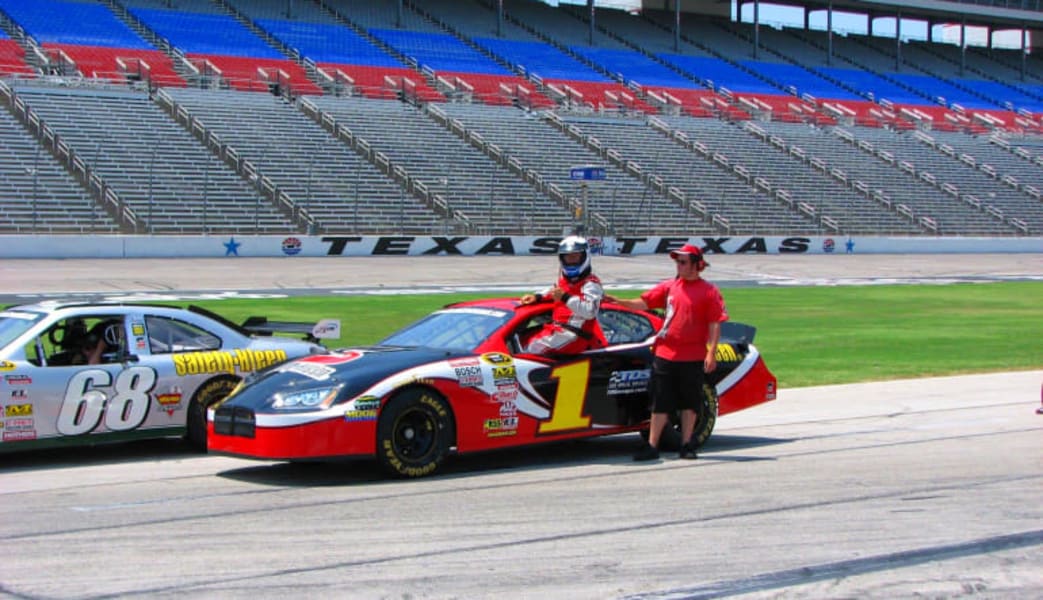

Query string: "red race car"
[209, 297, 776, 477]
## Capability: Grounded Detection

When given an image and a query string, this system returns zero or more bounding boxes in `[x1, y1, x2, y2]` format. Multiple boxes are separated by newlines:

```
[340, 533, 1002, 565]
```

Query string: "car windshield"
[379, 307, 511, 352]
[0, 310, 45, 349]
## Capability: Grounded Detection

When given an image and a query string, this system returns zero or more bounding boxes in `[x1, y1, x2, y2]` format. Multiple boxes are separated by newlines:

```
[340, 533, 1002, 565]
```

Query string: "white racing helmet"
[558, 235, 591, 281]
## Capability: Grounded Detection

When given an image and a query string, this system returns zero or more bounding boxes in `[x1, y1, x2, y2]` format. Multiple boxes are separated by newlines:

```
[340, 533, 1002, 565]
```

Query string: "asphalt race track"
[1, 255, 1041, 599]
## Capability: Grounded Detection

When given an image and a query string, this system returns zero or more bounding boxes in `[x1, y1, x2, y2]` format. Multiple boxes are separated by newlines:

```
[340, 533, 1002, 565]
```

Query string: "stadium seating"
[437, 103, 715, 235]
[0, 0, 183, 86]
[0, 89, 118, 233]
[161, 87, 446, 235]
[11, 84, 291, 234]
[127, 6, 321, 95]
[0, 0, 1039, 238]
[309, 95, 575, 234]
[0, 35, 33, 76]
[43, 44, 185, 86]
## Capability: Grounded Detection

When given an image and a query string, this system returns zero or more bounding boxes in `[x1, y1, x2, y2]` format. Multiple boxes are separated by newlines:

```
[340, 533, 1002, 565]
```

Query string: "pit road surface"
[0, 254, 1040, 599]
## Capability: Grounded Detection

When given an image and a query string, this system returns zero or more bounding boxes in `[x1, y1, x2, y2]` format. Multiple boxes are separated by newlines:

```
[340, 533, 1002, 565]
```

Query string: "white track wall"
[0, 235, 1040, 258]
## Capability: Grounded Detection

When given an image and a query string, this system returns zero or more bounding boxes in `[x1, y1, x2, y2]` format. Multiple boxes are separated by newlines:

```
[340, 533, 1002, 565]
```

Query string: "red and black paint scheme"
[209, 298, 776, 477]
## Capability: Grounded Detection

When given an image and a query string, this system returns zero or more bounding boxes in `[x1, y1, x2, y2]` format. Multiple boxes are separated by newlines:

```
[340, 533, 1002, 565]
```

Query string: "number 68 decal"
[57, 367, 158, 435]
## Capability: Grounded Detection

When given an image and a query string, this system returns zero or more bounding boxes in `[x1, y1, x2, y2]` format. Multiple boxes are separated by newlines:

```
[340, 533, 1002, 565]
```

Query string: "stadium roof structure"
[751, 0, 1043, 29]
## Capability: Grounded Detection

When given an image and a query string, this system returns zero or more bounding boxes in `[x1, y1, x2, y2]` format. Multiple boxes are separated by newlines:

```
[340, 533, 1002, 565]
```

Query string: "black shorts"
[649, 356, 706, 414]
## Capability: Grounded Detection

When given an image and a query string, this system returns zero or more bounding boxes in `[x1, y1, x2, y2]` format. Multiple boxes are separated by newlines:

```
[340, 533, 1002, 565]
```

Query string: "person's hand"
[704, 353, 717, 374]
[549, 286, 566, 302]
[520, 294, 537, 305]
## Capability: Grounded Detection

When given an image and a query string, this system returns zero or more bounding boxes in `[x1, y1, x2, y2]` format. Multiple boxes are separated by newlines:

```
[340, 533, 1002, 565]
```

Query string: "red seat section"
[316, 64, 443, 101]
[437, 72, 554, 109]
[733, 93, 833, 125]
[45, 44, 184, 86]
[543, 79, 656, 113]
[192, 54, 322, 95]
[642, 87, 716, 117]
[0, 39, 35, 76]
[960, 107, 1036, 133]
[813, 99, 898, 129]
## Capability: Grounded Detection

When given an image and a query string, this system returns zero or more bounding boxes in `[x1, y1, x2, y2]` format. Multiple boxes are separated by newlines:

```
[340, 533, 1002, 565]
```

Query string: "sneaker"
[633, 443, 660, 461]
[678, 443, 698, 460]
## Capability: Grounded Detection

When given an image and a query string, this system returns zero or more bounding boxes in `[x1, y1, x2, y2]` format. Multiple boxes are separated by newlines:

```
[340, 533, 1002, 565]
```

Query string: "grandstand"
[0, 0, 1039, 238]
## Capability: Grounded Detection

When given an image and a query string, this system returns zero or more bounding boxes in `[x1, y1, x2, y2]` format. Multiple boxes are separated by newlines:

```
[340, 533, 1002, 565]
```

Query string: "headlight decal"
[271, 385, 341, 410]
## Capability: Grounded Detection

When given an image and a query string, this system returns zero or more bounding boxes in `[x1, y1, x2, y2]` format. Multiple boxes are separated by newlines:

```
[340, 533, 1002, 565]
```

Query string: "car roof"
[445, 297, 521, 312]
[4, 302, 186, 317]
[3, 302, 246, 332]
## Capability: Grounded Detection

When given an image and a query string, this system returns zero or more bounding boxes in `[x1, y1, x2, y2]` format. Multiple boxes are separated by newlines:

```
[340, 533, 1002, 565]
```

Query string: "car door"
[517, 308, 658, 431]
[16, 311, 156, 446]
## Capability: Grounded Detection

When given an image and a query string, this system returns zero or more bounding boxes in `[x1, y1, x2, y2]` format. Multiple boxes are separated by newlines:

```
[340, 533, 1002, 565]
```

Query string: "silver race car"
[0, 302, 337, 452]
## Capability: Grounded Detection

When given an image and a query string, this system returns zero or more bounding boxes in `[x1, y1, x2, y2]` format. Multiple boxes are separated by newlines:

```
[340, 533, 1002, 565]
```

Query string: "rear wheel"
[641, 383, 718, 450]
[376, 389, 454, 478]
[186, 376, 240, 452]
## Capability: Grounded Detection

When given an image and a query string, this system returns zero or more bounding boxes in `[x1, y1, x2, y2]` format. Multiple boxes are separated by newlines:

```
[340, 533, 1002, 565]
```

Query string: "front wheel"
[186, 376, 240, 452]
[376, 389, 454, 478]
[641, 383, 718, 451]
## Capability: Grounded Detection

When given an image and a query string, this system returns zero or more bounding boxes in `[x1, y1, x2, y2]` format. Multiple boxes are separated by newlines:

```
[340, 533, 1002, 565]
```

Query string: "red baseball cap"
[669, 243, 709, 266]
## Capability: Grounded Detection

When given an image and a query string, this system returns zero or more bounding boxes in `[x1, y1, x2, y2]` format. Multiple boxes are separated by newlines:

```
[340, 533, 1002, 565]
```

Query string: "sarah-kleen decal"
[173, 349, 287, 376]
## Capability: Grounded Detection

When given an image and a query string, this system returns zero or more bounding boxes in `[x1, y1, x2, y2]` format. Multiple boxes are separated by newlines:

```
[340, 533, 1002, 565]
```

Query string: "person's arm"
[609, 296, 647, 311]
[561, 280, 603, 319]
[704, 321, 721, 373]
[520, 285, 555, 305]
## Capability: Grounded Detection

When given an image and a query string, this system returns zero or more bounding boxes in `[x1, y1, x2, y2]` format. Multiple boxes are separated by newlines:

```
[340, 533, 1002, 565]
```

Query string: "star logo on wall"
[224, 237, 241, 257]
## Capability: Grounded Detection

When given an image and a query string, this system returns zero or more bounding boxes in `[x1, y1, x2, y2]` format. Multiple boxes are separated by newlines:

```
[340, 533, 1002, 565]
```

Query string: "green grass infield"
[168, 281, 1042, 389]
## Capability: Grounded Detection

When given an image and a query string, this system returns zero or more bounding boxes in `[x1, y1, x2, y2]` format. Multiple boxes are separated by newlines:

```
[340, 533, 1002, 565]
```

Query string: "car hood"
[220, 345, 471, 412]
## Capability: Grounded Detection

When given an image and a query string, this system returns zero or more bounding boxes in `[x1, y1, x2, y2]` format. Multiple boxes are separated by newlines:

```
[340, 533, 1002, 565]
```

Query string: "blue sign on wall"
[569, 166, 607, 180]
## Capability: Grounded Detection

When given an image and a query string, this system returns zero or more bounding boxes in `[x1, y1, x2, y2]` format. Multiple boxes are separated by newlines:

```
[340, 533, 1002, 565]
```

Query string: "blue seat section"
[741, 60, 861, 101]
[568, 46, 699, 89]
[0, 0, 151, 49]
[888, 72, 1000, 110]
[129, 8, 282, 58]
[0, 28, 7, 40]
[472, 37, 607, 81]
[368, 29, 509, 75]
[256, 19, 400, 67]
[950, 78, 1042, 113]
[816, 67, 927, 106]
[659, 54, 778, 95]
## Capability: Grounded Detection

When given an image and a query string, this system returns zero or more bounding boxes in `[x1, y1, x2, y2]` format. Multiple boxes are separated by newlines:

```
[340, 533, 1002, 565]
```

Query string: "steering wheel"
[48, 325, 65, 346]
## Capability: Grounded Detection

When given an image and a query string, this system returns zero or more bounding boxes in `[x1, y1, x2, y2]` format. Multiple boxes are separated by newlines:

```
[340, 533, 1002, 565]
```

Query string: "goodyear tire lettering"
[186, 376, 241, 452]
[376, 389, 454, 478]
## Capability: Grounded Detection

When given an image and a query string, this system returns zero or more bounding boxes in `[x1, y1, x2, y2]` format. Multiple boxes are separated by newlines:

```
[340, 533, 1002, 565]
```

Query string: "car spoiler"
[186, 305, 340, 343]
[241, 316, 342, 343]
[721, 322, 757, 344]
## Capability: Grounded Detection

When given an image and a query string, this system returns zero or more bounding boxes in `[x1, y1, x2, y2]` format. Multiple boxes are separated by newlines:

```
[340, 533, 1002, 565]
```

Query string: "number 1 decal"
[537, 360, 591, 434]
[57, 367, 157, 436]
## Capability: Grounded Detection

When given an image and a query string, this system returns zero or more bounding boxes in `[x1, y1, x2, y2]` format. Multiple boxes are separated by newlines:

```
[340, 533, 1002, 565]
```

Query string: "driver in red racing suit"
[519, 236, 606, 355]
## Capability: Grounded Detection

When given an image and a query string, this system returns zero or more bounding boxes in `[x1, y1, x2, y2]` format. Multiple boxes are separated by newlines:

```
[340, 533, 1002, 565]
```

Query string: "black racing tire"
[376, 388, 454, 478]
[186, 376, 241, 452]
[690, 383, 719, 449]
[640, 383, 718, 450]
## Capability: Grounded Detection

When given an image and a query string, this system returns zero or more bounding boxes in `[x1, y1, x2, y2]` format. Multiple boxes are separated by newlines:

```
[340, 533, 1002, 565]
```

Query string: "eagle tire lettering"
[692, 383, 719, 448]
[376, 389, 454, 478]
